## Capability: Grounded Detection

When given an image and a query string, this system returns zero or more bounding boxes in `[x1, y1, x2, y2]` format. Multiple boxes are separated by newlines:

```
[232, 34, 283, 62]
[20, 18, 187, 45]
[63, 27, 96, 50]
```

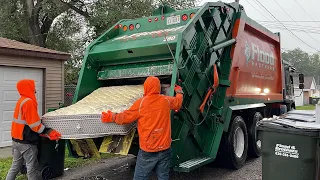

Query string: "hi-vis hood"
[16, 79, 37, 106]
[144, 76, 161, 96]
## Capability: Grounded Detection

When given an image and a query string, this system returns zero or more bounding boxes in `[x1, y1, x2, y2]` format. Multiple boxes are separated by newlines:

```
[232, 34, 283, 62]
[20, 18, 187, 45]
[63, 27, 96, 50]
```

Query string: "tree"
[282, 48, 320, 82]
[0, 0, 197, 84]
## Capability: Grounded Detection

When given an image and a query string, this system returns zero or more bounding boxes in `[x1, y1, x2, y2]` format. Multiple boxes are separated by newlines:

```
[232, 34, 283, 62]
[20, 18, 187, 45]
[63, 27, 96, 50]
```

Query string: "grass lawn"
[296, 105, 316, 110]
[0, 149, 114, 180]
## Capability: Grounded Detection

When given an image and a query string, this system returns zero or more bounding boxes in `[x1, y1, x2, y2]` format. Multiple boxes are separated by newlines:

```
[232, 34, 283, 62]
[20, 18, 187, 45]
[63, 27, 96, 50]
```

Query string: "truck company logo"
[244, 41, 275, 71]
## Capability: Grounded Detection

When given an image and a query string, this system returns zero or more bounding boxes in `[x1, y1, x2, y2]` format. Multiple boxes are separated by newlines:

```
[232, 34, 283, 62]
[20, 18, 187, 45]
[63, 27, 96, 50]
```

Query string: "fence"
[64, 84, 77, 106]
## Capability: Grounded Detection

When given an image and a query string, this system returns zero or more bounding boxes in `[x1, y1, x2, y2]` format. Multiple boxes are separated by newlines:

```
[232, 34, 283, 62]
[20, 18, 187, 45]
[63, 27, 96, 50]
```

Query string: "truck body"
[72, 2, 295, 172]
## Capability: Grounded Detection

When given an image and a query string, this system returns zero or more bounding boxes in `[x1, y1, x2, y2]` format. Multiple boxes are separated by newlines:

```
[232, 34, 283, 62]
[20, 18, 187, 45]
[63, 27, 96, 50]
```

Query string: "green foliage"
[0, 0, 197, 84]
[282, 48, 320, 78]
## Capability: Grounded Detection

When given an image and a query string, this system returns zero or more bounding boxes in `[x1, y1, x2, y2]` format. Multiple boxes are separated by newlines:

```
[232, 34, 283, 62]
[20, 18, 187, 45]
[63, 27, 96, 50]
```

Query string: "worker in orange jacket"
[6, 79, 61, 180]
[101, 76, 183, 180]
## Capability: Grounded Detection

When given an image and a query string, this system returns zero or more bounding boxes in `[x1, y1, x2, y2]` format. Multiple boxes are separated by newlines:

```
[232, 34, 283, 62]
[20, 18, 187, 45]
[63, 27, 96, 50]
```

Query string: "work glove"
[101, 110, 116, 123]
[174, 85, 184, 94]
[41, 128, 61, 140]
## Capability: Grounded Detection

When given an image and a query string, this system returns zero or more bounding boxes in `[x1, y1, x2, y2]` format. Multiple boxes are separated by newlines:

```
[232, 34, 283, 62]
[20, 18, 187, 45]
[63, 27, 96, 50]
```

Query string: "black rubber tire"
[41, 166, 52, 180]
[221, 116, 248, 169]
[247, 112, 263, 158]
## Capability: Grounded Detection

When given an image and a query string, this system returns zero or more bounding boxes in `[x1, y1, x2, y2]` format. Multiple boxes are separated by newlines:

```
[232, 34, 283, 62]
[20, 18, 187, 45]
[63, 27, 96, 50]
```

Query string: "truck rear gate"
[44, 1, 286, 172]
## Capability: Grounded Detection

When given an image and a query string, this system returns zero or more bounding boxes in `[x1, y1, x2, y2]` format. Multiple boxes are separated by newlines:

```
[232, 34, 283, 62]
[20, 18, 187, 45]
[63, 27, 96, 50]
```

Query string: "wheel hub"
[234, 127, 245, 158]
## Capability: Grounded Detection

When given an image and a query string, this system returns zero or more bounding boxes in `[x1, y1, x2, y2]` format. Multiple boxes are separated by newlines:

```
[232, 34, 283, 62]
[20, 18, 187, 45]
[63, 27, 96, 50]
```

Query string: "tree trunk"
[25, 0, 46, 47]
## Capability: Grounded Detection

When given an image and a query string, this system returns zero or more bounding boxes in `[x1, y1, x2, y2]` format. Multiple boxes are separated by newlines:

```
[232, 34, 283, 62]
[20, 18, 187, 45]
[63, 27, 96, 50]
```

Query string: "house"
[293, 76, 317, 106]
[314, 85, 320, 97]
[0, 37, 70, 147]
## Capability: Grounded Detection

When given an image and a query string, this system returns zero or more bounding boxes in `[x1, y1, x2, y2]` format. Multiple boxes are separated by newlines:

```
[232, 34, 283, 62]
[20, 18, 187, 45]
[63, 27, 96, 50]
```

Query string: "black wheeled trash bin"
[258, 120, 320, 180]
[37, 138, 65, 180]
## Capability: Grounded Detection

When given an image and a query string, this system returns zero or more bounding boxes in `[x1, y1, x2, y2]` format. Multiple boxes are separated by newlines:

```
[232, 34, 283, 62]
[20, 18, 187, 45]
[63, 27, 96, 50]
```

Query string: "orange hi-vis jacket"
[113, 76, 183, 152]
[11, 79, 45, 144]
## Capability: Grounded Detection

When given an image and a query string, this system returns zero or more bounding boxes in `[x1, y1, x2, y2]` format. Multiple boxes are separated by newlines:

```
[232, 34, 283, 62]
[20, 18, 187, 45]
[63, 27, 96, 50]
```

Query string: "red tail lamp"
[182, 14, 188, 21]
[155, 17, 159, 21]
[148, 19, 152, 22]
[190, 12, 195, 19]
[129, 24, 134, 31]
[161, 16, 165, 20]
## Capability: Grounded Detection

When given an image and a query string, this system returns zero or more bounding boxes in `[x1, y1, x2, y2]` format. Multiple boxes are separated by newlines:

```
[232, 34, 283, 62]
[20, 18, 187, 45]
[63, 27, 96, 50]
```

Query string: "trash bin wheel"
[221, 116, 248, 169]
[41, 166, 52, 180]
[247, 112, 263, 158]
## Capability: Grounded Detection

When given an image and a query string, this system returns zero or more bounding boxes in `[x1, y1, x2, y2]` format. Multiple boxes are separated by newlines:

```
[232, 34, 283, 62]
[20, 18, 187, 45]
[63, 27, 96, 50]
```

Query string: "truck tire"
[247, 112, 263, 158]
[221, 116, 248, 169]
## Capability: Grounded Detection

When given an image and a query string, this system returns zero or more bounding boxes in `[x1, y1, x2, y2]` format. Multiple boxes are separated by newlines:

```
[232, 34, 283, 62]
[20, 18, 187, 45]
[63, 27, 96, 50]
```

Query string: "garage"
[294, 89, 303, 106]
[0, 37, 70, 147]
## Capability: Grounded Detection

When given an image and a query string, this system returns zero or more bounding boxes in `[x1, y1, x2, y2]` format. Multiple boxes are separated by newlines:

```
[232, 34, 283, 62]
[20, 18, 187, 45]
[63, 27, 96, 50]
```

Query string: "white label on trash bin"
[275, 144, 299, 159]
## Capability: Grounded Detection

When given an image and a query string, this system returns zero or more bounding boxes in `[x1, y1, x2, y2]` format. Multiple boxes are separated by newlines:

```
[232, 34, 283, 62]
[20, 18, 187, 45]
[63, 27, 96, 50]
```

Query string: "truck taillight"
[135, 23, 141, 29]
[190, 13, 195, 19]
[155, 17, 159, 21]
[182, 14, 188, 21]
[129, 24, 134, 31]
[162, 16, 165, 20]
[123, 25, 128, 32]
[148, 19, 152, 22]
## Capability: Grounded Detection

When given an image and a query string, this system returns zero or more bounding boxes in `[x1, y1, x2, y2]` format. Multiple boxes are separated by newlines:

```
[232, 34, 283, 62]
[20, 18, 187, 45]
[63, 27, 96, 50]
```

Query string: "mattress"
[42, 85, 144, 139]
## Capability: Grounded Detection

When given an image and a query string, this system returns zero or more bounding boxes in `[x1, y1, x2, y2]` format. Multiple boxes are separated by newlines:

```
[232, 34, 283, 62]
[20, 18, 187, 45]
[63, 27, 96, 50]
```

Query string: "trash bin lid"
[258, 119, 320, 137]
[287, 110, 315, 116]
[283, 113, 315, 122]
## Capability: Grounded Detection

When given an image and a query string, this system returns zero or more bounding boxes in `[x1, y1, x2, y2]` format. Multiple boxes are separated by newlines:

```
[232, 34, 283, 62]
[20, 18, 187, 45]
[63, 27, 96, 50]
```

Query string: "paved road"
[57, 155, 262, 180]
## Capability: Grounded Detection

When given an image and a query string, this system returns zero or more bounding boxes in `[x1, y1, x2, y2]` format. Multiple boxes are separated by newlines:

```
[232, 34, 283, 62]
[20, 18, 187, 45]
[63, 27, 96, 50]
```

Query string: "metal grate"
[64, 84, 76, 106]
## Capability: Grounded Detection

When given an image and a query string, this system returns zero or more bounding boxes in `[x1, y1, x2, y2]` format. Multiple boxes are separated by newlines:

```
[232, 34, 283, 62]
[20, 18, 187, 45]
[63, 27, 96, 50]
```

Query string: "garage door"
[0, 66, 43, 147]
[294, 89, 303, 106]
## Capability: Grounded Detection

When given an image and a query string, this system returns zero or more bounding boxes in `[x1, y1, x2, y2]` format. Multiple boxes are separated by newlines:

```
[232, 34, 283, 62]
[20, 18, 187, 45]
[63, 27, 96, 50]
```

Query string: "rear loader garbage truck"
[43, 1, 300, 173]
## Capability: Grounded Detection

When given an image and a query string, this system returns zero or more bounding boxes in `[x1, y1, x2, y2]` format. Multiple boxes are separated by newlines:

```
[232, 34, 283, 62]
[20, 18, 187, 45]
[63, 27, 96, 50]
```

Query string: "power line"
[259, 22, 320, 30]
[257, 20, 320, 23]
[254, 0, 320, 52]
[271, 0, 320, 46]
[293, 0, 320, 28]
[243, 0, 271, 20]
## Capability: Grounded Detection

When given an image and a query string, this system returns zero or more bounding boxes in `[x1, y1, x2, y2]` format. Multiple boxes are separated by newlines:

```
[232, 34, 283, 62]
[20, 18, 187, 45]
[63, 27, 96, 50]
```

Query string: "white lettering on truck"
[251, 43, 275, 66]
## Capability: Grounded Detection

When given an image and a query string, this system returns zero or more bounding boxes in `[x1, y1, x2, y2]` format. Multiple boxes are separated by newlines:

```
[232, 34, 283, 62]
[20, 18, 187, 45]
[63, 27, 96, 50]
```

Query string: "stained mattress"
[42, 85, 144, 139]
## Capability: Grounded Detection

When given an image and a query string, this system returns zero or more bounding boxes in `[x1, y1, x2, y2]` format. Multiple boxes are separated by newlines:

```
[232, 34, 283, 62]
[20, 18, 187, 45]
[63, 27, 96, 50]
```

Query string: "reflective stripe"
[12, 118, 26, 124]
[37, 124, 45, 133]
[29, 121, 41, 128]
[17, 98, 31, 120]
[139, 97, 145, 114]
[13, 98, 31, 125]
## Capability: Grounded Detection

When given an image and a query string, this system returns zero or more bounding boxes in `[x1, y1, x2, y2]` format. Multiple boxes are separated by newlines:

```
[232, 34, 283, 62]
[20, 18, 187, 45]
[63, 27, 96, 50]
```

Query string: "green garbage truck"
[71, 1, 299, 172]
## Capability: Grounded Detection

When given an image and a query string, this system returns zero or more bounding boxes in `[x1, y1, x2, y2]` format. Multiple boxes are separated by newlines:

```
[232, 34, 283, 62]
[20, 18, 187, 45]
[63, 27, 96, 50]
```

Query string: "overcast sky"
[198, 0, 320, 54]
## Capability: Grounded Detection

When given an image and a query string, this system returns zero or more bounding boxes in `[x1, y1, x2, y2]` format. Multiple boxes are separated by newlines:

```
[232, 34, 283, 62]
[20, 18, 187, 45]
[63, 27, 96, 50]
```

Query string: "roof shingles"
[0, 37, 70, 60]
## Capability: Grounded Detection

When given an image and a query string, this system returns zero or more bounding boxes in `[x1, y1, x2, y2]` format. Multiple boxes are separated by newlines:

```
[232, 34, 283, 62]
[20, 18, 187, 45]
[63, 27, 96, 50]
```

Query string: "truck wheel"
[223, 116, 248, 169]
[247, 112, 263, 158]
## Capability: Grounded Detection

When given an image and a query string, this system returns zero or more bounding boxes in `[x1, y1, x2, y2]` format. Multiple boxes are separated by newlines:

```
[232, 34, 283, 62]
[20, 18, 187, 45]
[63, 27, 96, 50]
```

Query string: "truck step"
[173, 157, 214, 172]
